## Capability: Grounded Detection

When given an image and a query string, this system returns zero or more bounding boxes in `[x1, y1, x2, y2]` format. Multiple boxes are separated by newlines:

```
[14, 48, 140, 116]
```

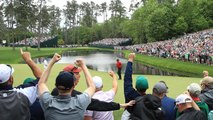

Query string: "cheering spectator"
[38, 54, 95, 120]
[84, 71, 118, 120]
[130, 82, 167, 120]
[122, 53, 151, 120]
[0, 48, 41, 120]
[51, 64, 133, 111]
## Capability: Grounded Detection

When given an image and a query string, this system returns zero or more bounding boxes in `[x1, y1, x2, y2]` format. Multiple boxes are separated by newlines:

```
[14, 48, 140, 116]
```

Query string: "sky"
[47, 0, 132, 23]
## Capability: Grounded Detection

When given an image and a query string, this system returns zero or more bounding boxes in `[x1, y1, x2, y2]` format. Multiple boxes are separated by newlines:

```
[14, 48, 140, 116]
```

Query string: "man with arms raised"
[84, 71, 118, 120]
[38, 53, 95, 120]
[51, 64, 132, 111]
[0, 48, 41, 120]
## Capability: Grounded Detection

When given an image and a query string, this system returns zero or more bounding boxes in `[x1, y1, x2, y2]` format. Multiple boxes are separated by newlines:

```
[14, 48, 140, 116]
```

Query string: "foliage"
[196, 0, 213, 26]
[0, 0, 213, 46]
[121, 19, 145, 44]
[57, 39, 64, 45]
[173, 16, 188, 35]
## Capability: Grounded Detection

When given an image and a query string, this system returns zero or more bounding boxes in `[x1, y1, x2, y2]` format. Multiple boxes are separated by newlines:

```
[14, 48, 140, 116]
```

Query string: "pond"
[34, 50, 183, 76]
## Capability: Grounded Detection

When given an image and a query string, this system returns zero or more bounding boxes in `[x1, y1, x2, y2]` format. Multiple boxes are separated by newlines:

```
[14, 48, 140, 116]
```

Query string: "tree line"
[0, 0, 212, 50]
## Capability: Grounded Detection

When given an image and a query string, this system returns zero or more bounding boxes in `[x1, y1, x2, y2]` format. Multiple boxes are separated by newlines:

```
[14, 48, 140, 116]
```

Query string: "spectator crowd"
[0, 49, 212, 120]
[115, 29, 213, 65]
[89, 38, 130, 46]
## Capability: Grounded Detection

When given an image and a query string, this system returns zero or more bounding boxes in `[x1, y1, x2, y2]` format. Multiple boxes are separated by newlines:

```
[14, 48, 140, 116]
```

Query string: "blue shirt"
[162, 95, 176, 120]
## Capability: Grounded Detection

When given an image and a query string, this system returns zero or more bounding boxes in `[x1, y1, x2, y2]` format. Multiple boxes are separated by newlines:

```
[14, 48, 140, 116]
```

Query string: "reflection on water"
[34, 50, 181, 76]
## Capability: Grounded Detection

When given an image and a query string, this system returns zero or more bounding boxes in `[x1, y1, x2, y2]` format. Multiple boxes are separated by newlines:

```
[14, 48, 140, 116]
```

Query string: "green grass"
[1, 47, 207, 119]
[11, 64, 201, 119]
[122, 50, 213, 77]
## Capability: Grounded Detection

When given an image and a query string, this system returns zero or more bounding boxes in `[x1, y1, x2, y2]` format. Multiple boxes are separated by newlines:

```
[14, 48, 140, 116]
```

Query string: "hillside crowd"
[115, 29, 213, 65]
[0, 48, 212, 120]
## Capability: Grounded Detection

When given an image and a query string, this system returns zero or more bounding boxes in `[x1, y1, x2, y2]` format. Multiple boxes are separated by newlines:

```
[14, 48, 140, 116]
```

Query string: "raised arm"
[20, 48, 42, 78]
[109, 71, 118, 94]
[75, 59, 95, 97]
[124, 53, 140, 103]
[38, 53, 61, 96]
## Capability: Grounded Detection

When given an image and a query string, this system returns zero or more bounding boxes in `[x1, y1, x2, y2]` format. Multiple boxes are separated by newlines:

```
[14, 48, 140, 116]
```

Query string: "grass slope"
[122, 50, 213, 77]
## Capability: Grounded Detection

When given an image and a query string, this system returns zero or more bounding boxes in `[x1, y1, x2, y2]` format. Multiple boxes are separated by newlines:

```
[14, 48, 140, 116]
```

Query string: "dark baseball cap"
[55, 71, 76, 90]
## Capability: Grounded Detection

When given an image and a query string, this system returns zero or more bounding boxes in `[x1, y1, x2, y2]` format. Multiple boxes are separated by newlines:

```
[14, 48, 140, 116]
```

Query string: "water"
[34, 50, 182, 76]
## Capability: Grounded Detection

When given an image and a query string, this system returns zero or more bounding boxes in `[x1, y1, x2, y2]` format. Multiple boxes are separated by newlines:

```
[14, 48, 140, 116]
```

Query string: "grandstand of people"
[10, 36, 58, 48]
[88, 38, 132, 48]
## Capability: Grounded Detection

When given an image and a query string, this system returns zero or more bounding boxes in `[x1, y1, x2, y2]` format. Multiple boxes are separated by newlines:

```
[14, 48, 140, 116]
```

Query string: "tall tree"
[63, 0, 79, 44]
[109, 0, 115, 17]
[64, 0, 78, 28]
[80, 2, 94, 27]
[40, 5, 51, 34]
[196, 0, 213, 27]
[4, 0, 16, 50]
[100, 2, 107, 22]
[109, 0, 126, 18]
[49, 5, 61, 37]
[0, 3, 7, 43]
[176, 0, 198, 32]
[36, 0, 47, 51]
[14, 0, 33, 50]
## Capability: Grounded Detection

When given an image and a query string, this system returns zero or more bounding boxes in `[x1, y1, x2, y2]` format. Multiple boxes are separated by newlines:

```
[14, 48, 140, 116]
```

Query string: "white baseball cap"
[175, 94, 192, 105]
[187, 83, 201, 95]
[92, 76, 103, 88]
[0, 64, 14, 84]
